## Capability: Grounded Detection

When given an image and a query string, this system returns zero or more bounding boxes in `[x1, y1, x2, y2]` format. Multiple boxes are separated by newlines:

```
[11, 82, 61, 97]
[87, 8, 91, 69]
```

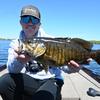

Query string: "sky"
[0, 0, 100, 40]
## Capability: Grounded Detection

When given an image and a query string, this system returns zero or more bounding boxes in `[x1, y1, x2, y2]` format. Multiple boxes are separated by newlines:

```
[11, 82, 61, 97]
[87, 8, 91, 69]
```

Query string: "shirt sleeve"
[7, 39, 25, 73]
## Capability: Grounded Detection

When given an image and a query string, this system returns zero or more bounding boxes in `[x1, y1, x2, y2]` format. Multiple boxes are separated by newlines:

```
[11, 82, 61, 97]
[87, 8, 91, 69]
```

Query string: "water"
[92, 44, 100, 50]
[0, 40, 100, 75]
[0, 40, 11, 65]
[85, 43, 100, 76]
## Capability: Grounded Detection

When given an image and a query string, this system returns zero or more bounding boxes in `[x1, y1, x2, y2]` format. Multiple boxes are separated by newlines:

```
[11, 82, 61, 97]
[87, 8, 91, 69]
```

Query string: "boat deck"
[0, 68, 100, 100]
[62, 69, 100, 100]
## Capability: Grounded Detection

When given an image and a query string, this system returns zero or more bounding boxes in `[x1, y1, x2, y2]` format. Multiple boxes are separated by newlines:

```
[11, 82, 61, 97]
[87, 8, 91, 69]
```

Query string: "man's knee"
[33, 90, 54, 100]
[0, 73, 14, 92]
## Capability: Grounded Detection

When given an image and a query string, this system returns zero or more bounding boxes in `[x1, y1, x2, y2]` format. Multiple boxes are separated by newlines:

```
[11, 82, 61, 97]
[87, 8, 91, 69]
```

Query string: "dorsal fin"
[72, 38, 93, 51]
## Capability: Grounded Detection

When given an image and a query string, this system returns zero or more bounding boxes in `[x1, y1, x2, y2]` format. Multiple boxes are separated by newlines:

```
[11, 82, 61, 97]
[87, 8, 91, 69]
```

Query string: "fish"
[22, 37, 100, 72]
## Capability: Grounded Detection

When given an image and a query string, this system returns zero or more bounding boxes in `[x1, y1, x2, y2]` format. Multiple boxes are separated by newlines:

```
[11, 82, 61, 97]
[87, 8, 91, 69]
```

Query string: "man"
[0, 5, 80, 100]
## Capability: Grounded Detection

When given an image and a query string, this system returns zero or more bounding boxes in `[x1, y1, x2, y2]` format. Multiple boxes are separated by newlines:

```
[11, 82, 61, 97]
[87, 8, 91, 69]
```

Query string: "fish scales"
[42, 40, 89, 66]
[44, 41, 65, 65]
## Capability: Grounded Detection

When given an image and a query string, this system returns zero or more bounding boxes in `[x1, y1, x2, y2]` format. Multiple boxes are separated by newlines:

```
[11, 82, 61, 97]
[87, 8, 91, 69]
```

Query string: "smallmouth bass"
[21, 37, 100, 72]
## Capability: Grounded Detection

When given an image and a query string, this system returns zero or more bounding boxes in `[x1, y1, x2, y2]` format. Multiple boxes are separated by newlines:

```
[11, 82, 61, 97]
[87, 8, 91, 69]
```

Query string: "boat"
[0, 64, 100, 100]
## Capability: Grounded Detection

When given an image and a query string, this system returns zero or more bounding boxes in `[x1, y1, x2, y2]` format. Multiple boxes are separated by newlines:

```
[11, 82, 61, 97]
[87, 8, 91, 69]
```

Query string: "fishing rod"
[79, 70, 100, 89]
[68, 60, 100, 89]
[69, 64, 100, 96]
[79, 66, 100, 96]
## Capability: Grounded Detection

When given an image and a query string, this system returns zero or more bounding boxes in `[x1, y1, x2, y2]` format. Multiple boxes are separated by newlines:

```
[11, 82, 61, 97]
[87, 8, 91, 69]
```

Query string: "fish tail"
[90, 50, 100, 64]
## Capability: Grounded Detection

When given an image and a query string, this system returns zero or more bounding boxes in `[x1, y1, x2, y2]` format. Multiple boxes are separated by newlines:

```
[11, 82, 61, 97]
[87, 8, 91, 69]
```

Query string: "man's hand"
[14, 49, 32, 64]
[87, 58, 93, 62]
[68, 60, 80, 68]
[67, 60, 80, 73]
[17, 54, 32, 64]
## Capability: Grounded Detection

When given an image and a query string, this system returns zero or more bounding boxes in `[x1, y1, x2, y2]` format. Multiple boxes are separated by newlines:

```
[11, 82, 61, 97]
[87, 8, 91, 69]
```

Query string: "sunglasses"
[21, 16, 40, 25]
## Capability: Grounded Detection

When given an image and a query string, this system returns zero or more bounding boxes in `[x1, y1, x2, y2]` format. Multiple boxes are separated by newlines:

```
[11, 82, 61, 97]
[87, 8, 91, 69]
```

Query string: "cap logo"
[25, 8, 37, 13]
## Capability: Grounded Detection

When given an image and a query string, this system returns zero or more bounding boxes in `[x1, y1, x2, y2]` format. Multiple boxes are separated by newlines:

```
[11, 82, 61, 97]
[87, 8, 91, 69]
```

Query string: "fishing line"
[77, 66, 100, 89]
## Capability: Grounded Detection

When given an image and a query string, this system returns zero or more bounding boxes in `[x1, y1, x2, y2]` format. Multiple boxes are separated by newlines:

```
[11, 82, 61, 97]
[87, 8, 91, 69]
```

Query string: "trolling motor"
[87, 88, 100, 97]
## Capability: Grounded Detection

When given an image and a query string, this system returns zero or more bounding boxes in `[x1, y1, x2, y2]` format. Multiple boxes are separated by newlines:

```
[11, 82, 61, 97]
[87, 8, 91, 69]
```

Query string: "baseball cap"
[21, 5, 41, 19]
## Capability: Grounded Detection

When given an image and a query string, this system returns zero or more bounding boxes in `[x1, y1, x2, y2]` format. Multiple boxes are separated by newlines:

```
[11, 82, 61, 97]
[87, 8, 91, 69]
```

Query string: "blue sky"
[0, 0, 100, 40]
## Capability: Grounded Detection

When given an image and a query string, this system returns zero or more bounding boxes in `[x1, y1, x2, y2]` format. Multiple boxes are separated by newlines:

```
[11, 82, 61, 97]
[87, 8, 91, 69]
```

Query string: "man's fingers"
[68, 60, 80, 67]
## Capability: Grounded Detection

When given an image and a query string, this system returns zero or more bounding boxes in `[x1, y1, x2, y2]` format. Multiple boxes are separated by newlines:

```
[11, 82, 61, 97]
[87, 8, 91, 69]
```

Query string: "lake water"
[0, 40, 11, 65]
[0, 40, 100, 75]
